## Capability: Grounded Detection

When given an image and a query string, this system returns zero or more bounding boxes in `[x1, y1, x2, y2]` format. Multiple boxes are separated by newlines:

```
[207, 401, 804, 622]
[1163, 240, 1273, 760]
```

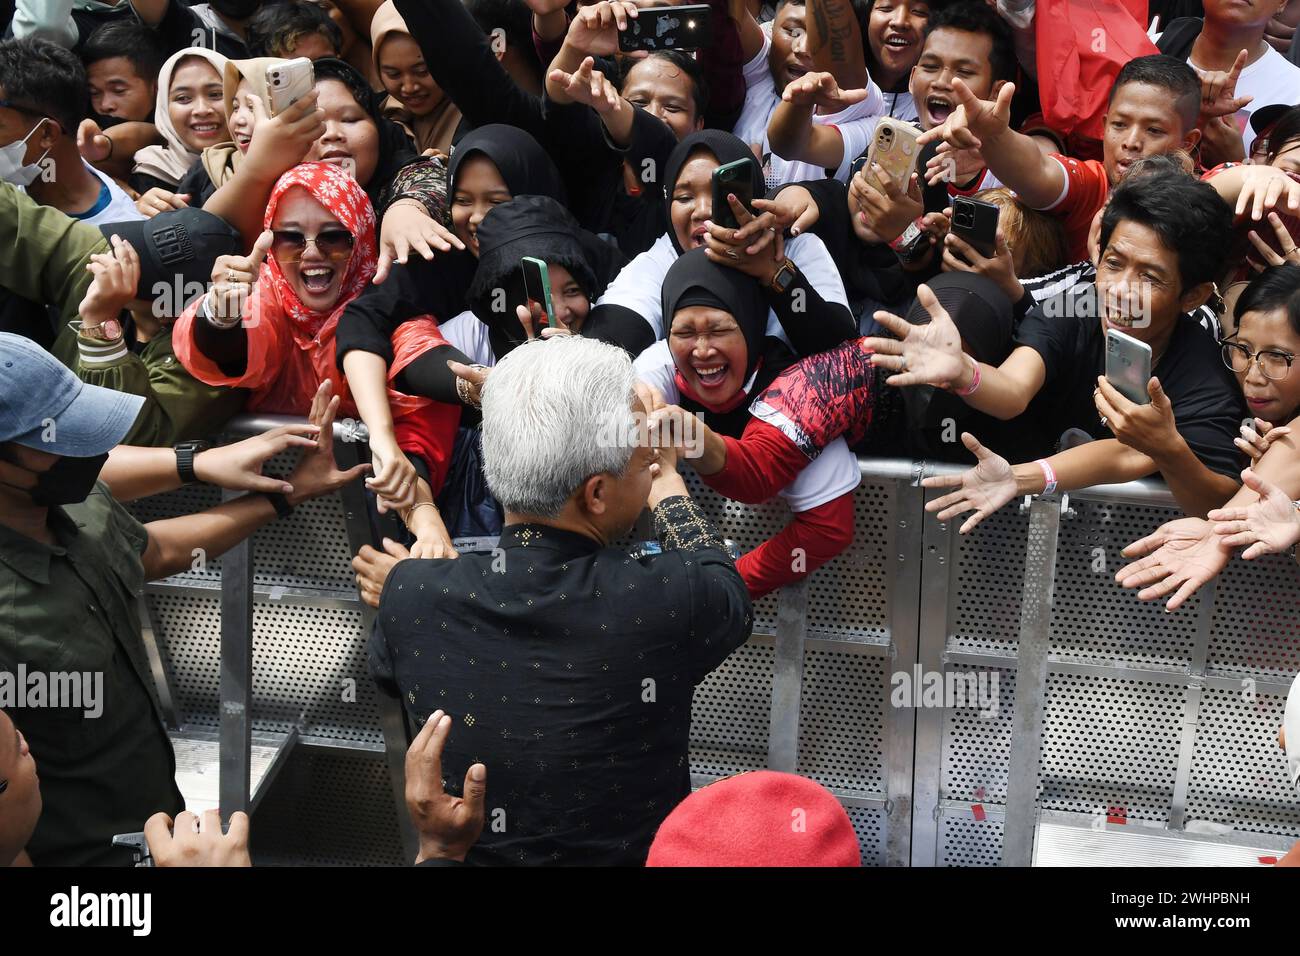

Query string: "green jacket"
[0, 182, 246, 446]
[52, 326, 248, 447]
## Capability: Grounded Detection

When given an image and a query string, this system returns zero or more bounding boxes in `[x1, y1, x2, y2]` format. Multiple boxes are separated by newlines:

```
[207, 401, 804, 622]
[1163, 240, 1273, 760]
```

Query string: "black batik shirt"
[370, 496, 754, 865]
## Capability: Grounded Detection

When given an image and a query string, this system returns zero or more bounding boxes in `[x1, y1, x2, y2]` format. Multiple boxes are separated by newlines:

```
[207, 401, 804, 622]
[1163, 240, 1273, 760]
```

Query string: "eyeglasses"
[1221, 340, 1296, 380]
[270, 228, 355, 263]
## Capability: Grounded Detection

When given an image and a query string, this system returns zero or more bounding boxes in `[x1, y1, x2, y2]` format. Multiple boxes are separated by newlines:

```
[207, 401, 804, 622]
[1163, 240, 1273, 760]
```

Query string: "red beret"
[646, 771, 861, 867]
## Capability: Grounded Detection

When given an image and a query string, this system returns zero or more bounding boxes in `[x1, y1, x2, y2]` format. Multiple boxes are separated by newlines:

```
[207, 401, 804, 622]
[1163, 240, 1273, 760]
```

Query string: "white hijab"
[132, 47, 230, 188]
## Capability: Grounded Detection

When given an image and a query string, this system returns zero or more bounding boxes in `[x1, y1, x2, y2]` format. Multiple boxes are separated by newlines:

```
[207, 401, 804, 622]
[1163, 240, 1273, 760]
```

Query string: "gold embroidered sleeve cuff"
[652, 495, 728, 555]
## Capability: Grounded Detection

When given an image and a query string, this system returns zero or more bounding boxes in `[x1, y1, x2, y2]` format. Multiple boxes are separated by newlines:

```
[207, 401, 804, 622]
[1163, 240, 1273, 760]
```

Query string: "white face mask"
[0, 119, 51, 187]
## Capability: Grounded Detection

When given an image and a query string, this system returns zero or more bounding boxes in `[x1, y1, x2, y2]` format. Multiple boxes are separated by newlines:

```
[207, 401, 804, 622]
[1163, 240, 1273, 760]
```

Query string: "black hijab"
[311, 58, 417, 205]
[662, 130, 764, 255]
[449, 124, 567, 205]
[466, 195, 604, 360]
[660, 249, 797, 437]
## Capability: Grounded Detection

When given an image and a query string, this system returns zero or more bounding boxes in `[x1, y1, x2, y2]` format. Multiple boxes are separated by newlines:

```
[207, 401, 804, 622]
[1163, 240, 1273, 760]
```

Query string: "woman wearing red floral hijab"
[174, 161, 460, 556]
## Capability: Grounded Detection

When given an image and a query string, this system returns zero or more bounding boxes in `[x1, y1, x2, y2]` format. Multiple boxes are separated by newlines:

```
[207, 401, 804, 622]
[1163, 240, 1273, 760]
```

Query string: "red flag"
[1036, 0, 1159, 143]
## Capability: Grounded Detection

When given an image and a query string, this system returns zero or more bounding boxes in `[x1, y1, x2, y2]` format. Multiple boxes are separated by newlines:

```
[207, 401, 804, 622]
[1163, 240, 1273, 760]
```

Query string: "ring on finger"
[1100, 415, 1109, 428]
[726, 250, 740, 260]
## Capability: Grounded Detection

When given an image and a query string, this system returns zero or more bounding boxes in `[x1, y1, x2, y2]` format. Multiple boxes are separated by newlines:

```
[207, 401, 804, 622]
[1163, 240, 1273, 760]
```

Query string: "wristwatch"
[768, 258, 798, 294]
[888, 216, 930, 264]
[173, 440, 211, 484]
[263, 491, 295, 519]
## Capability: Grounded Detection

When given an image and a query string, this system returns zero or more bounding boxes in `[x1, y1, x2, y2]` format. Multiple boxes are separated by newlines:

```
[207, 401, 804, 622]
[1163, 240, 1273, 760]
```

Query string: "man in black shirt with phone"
[864, 167, 1246, 530]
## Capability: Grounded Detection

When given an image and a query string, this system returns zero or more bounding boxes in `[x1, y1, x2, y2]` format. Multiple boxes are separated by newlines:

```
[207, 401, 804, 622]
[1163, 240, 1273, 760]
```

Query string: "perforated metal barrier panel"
[128, 425, 1300, 866]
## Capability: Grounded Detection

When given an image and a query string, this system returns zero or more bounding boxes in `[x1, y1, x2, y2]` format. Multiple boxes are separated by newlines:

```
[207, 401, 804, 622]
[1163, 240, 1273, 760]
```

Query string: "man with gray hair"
[362, 336, 754, 866]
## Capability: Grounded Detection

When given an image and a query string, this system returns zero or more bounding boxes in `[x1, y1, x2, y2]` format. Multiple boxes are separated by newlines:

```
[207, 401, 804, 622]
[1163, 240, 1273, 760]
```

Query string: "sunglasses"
[270, 228, 355, 263]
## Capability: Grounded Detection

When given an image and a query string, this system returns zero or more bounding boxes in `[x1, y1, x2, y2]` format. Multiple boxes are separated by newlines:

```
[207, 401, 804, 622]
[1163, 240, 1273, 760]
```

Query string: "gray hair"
[480, 337, 638, 518]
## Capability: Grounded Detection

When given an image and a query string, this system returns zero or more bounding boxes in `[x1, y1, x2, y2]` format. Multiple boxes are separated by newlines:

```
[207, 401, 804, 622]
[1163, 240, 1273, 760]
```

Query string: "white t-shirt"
[632, 339, 861, 512]
[596, 231, 850, 341]
[879, 89, 918, 124]
[81, 163, 146, 227]
[24, 162, 145, 227]
[732, 33, 886, 188]
[1186, 44, 1300, 154]
[438, 310, 495, 367]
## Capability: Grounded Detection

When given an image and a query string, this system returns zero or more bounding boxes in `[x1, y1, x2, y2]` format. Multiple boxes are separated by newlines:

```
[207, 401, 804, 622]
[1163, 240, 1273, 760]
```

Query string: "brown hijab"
[199, 57, 288, 189]
[370, 0, 460, 156]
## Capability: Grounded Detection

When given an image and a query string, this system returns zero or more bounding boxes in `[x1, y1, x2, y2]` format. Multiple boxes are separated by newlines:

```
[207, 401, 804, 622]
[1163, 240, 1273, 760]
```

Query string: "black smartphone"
[950, 196, 1000, 260]
[520, 256, 556, 328]
[618, 4, 712, 52]
[711, 157, 757, 230]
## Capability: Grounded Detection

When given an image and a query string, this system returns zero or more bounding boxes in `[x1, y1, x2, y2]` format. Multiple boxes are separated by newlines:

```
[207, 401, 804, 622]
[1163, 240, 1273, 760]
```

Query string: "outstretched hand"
[920, 432, 1019, 534]
[1114, 516, 1230, 611]
[1208, 467, 1300, 559]
[862, 284, 969, 388]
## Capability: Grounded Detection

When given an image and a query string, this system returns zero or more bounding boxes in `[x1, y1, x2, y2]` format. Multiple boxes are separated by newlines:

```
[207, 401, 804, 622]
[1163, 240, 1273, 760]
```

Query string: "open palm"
[1115, 517, 1230, 610]
[1209, 468, 1300, 559]
[863, 284, 967, 388]
[921, 433, 1018, 533]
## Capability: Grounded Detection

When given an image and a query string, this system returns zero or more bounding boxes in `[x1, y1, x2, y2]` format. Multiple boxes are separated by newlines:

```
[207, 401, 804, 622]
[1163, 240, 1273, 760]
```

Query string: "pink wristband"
[1036, 458, 1057, 496]
[955, 357, 981, 396]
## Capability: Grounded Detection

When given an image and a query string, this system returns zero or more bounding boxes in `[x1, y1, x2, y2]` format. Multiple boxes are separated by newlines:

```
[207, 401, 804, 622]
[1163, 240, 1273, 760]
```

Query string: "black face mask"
[0, 452, 107, 507]
[209, 0, 262, 19]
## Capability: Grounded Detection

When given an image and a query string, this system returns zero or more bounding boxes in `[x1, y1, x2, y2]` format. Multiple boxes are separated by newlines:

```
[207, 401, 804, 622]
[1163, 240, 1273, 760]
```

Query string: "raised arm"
[767, 72, 870, 169]
[863, 285, 1048, 419]
[917, 80, 1066, 210]
[730, 0, 767, 63]
[203, 93, 324, 247]
[807, 0, 867, 92]
[394, 0, 546, 139]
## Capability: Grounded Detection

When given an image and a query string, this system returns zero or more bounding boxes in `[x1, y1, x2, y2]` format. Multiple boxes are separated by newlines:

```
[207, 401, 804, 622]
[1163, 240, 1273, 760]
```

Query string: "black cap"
[1250, 103, 1292, 138]
[98, 208, 242, 312]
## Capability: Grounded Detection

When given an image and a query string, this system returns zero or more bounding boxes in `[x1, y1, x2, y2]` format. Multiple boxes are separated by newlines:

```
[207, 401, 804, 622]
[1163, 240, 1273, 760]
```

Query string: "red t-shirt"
[1036, 154, 1110, 263]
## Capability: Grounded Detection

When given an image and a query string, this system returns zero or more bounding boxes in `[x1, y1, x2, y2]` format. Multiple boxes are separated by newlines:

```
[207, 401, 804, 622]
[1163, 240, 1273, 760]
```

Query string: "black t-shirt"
[1014, 284, 1246, 478]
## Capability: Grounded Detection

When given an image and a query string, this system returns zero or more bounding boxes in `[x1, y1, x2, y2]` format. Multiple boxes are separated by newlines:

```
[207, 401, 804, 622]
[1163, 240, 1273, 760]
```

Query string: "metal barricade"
[129, 421, 1300, 866]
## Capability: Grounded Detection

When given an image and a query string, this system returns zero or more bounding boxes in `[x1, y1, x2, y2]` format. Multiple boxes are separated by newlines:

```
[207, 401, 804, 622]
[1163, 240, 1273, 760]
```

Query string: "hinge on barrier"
[1019, 491, 1076, 519]
[911, 459, 926, 487]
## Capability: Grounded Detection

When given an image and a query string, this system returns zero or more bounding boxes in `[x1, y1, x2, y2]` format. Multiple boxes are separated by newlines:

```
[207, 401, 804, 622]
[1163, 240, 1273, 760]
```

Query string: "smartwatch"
[768, 258, 798, 295]
[173, 440, 211, 484]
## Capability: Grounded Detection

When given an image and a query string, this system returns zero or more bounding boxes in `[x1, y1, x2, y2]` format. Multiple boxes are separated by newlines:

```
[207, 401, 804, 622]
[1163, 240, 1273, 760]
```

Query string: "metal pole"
[766, 579, 809, 772]
[1001, 495, 1063, 866]
[218, 487, 254, 815]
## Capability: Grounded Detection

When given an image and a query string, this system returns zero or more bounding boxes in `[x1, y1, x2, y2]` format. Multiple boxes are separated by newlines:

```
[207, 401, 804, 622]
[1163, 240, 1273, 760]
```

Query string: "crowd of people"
[1, 0, 1300, 868]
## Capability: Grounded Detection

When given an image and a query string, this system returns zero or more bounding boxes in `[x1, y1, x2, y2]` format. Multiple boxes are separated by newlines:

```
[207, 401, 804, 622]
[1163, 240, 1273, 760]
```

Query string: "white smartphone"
[860, 118, 922, 195]
[266, 57, 314, 117]
[1105, 328, 1152, 406]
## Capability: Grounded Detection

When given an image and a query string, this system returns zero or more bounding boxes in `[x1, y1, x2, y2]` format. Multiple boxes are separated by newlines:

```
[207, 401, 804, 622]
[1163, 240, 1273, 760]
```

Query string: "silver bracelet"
[202, 292, 242, 330]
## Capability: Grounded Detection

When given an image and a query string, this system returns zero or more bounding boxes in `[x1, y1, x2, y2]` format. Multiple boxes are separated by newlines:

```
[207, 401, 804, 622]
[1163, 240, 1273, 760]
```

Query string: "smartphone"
[266, 57, 314, 117]
[1105, 328, 1153, 406]
[711, 157, 757, 230]
[860, 118, 922, 195]
[950, 196, 1000, 260]
[520, 256, 556, 328]
[618, 4, 712, 52]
